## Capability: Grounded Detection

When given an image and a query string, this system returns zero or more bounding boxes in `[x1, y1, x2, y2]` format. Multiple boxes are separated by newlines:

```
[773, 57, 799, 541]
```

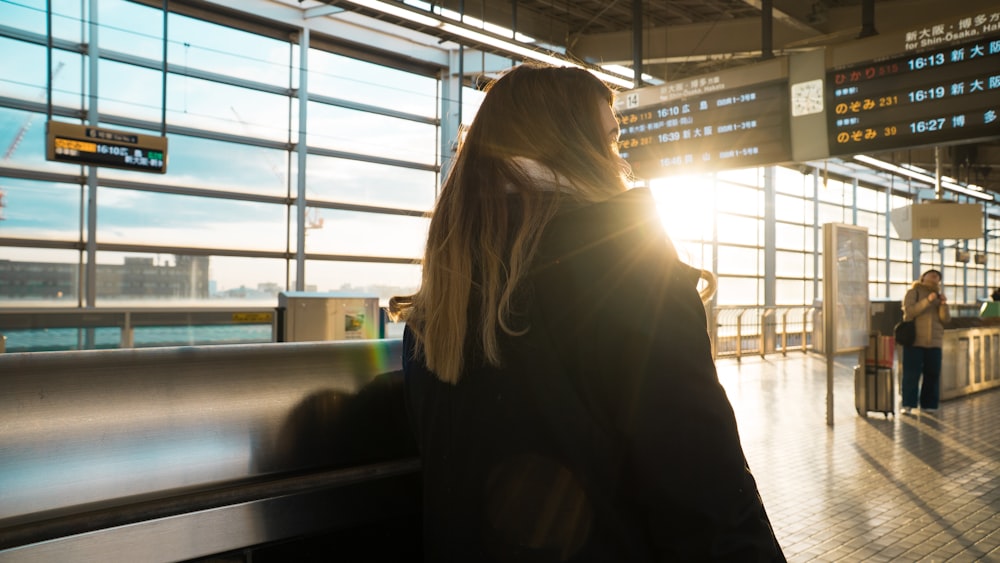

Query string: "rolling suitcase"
[856, 334, 895, 418]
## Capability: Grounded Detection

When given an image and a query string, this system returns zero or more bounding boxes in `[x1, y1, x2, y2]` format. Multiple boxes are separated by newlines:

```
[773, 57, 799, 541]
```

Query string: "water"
[3, 325, 274, 353]
[2, 322, 405, 353]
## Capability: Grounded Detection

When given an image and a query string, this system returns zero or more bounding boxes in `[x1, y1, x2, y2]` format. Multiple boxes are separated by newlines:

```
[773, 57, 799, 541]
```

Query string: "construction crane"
[1, 61, 66, 221]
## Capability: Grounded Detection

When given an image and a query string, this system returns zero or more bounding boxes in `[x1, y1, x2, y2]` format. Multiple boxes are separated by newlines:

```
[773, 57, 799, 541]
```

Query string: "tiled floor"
[717, 352, 1000, 563]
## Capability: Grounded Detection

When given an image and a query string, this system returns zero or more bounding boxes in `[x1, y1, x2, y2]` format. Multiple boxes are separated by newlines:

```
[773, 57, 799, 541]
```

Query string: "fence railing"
[0, 308, 276, 352]
[711, 305, 818, 360]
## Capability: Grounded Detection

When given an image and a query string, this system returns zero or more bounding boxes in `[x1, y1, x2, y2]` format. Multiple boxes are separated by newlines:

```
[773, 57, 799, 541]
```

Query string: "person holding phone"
[901, 269, 951, 414]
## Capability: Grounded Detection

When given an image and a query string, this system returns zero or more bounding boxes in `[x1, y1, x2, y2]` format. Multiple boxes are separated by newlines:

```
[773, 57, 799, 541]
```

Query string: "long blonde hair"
[392, 65, 629, 383]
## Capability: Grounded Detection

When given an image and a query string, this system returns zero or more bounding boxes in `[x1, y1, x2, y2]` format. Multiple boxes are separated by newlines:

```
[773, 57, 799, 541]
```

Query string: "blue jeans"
[901, 346, 942, 409]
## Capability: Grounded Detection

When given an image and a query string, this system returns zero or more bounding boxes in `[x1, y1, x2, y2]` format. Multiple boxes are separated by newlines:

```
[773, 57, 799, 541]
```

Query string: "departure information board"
[615, 59, 790, 178]
[827, 33, 1000, 155]
[46, 121, 168, 173]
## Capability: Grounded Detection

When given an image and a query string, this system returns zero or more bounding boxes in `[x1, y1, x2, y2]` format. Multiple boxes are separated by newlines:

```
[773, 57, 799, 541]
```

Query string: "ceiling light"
[854, 155, 993, 201]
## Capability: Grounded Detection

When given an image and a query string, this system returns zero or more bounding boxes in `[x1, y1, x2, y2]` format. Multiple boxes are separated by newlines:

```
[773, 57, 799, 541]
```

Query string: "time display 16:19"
[908, 86, 946, 102]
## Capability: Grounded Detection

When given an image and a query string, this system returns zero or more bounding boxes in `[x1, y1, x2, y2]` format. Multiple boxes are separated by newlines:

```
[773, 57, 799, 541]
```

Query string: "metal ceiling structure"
[322, 0, 1000, 193]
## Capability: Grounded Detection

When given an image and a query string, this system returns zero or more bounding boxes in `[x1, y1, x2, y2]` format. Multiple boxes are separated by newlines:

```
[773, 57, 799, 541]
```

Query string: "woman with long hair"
[391, 64, 783, 561]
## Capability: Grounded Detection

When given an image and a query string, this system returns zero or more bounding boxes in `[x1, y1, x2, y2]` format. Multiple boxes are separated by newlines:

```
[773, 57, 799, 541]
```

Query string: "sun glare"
[648, 175, 715, 268]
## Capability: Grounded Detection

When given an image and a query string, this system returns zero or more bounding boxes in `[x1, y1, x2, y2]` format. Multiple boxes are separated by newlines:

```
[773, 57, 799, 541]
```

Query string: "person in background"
[901, 269, 951, 414]
[390, 64, 784, 562]
[991, 287, 1000, 301]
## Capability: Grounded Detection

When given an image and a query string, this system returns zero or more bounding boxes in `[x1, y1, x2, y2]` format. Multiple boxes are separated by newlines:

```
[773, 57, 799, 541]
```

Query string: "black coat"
[403, 188, 784, 562]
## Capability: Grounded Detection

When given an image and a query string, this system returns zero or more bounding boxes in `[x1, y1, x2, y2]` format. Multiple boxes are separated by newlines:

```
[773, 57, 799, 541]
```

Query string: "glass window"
[308, 49, 438, 118]
[100, 131, 290, 197]
[307, 102, 437, 165]
[674, 241, 712, 271]
[167, 12, 290, 86]
[306, 156, 436, 211]
[0, 248, 81, 305]
[818, 177, 851, 205]
[1, 110, 82, 173]
[717, 246, 761, 276]
[855, 210, 879, 232]
[775, 222, 806, 251]
[775, 279, 808, 306]
[0, 38, 84, 107]
[889, 239, 909, 260]
[4, 0, 84, 41]
[775, 250, 805, 277]
[889, 260, 912, 284]
[99, 0, 165, 60]
[717, 214, 761, 244]
[716, 275, 760, 306]
[99, 59, 164, 122]
[818, 202, 847, 224]
[95, 188, 288, 252]
[208, 255, 289, 302]
[774, 166, 805, 195]
[716, 182, 761, 215]
[775, 193, 812, 223]
[716, 167, 762, 187]
[869, 235, 886, 259]
[91, 252, 288, 306]
[305, 261, 422, 306]
[303, 210, 428, 259]
[0, 178, 82, 240]
[167, 74, 290, 141]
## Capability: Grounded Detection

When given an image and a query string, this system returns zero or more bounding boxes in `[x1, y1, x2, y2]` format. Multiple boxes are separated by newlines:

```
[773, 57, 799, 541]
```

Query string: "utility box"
[277, 292, 380, 342]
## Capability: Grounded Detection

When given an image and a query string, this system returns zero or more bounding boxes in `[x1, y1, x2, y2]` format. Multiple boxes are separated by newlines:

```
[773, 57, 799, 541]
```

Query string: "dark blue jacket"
[404, 188, 784, 562]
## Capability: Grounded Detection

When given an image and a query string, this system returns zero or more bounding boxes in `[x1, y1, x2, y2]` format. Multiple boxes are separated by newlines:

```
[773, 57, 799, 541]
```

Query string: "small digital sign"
[615, 59, 791, 178]
[46, 121, 168, 173]
[827, 33, 1000, 155]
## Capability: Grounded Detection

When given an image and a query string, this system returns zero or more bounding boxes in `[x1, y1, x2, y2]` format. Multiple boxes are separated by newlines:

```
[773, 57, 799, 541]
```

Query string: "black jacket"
[403, 188, 784, 562]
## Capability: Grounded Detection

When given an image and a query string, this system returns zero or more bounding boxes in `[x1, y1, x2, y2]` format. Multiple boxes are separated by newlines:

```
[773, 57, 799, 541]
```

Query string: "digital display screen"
[46, 121, 168, 173]
[616, 79, 790, 178]
[827, 33, 1000, 155]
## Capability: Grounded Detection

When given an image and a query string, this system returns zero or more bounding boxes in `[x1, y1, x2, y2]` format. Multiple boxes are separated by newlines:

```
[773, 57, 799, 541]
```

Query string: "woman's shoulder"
[544, 188, 661, 246]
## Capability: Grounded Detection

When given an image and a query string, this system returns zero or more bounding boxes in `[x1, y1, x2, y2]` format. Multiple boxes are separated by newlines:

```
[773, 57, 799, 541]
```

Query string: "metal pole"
[761, 0, 773, 59]
[85, 0, 99, 311]
[782, 309, 788, 356]
[161, 0, 168, 136]
[632, 0, 643, 87]
[295, 27, 309, 291]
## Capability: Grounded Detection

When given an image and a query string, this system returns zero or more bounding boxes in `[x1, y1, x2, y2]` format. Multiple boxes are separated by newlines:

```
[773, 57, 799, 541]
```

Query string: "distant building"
[0, 255, 210, 300]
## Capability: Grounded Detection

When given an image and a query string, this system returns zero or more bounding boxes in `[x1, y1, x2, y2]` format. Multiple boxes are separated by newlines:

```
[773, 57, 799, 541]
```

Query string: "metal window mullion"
[812, 168, 820, 302]
[295, 26, 309, 291]
[308, 92, 438, 125]
[764, 166, 776, 310]
[85, 0, 99, 309]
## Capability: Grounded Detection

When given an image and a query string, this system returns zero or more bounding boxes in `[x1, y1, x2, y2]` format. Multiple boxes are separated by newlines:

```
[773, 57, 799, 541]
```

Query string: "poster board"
[823, 223, 870, 354]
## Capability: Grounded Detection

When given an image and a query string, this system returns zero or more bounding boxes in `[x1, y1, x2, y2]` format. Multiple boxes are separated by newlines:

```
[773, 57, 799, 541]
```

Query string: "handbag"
[893, 320, 915, 346]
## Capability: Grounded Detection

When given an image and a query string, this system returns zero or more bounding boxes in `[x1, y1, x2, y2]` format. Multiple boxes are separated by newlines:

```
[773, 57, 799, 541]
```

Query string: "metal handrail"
[712, 305, 818, 360]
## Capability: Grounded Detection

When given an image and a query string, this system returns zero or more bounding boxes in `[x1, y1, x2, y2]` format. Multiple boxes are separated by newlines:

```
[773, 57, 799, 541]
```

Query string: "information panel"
[822, 223, 870, 354]
[615, 59, 790, 178]
[827, 33, 1000, 155]
[46, 121, 168, 173]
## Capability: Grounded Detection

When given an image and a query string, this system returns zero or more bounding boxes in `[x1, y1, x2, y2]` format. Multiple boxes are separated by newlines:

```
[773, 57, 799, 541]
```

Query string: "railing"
[711, 305, 818, 360]
[0, 308, 276, 352]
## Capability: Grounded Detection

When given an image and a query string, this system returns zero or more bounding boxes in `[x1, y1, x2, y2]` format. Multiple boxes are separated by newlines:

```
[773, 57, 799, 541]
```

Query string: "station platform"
[720, 353, 1000, 562]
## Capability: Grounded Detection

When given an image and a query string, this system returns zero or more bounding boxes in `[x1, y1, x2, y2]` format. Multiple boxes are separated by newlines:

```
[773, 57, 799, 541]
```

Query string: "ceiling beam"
[738, 0, 825, 34]
[571, 0, 1000, 67]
